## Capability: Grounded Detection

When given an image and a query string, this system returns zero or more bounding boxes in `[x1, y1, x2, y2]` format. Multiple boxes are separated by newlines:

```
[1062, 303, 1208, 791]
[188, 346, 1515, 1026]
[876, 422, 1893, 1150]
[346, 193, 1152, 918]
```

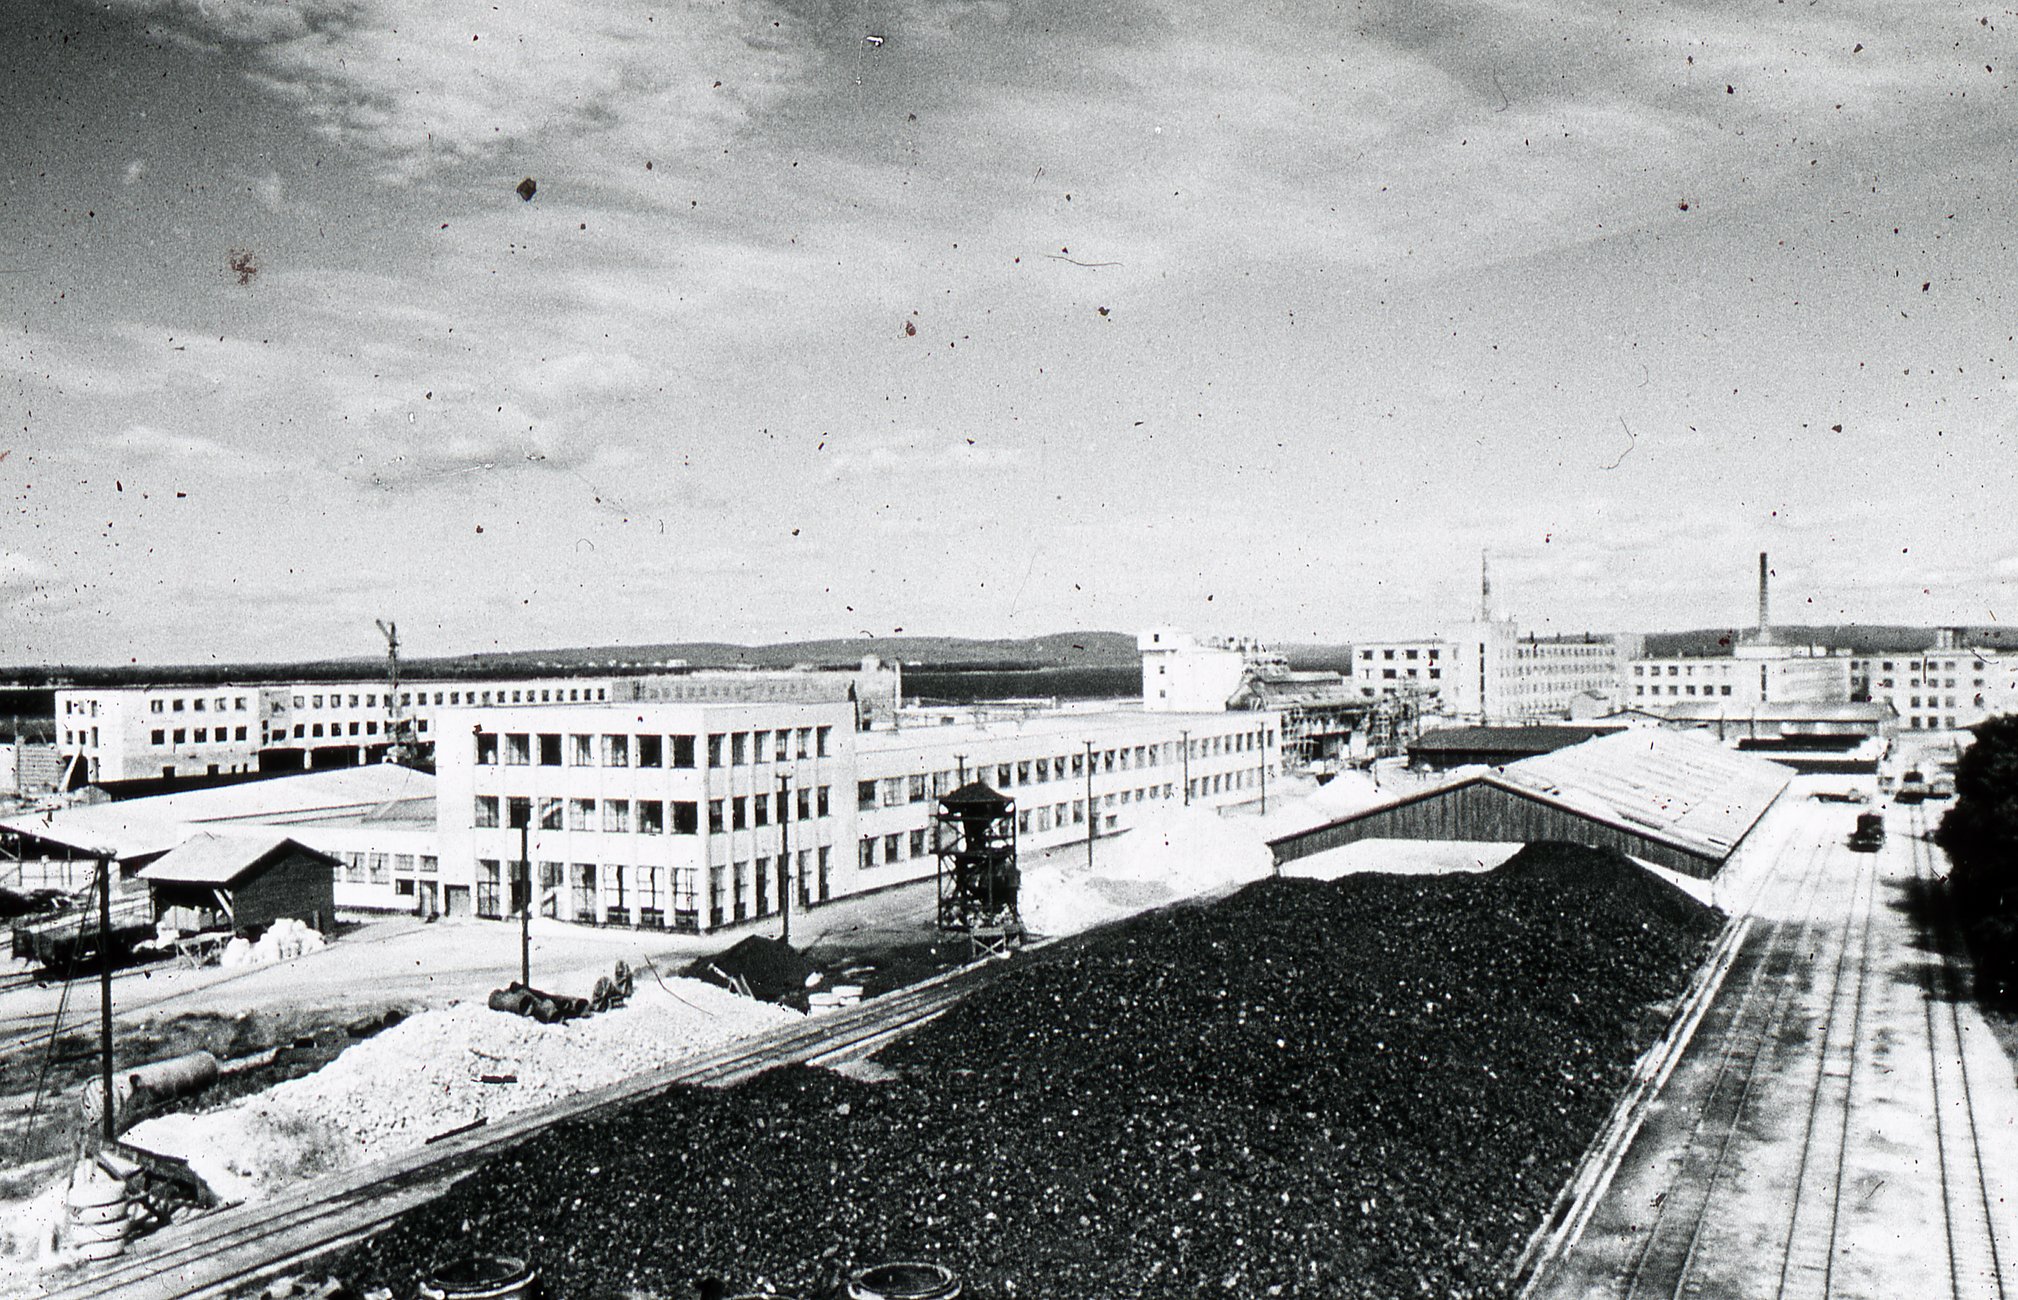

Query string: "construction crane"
[376, 619, 415, 766]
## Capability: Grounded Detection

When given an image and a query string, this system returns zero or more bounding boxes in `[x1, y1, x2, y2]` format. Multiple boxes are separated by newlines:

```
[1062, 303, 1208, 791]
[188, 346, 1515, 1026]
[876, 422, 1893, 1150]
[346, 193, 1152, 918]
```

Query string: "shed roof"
[1658, 701, 1894, 724]
[137, 832, 334, 887]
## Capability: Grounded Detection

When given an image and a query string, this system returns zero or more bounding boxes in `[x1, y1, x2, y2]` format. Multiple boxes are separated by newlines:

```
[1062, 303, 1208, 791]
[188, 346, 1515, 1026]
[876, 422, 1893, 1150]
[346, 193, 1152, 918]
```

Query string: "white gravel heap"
[123, 974, 798, 1204]
[1020, 804, 1276, 937]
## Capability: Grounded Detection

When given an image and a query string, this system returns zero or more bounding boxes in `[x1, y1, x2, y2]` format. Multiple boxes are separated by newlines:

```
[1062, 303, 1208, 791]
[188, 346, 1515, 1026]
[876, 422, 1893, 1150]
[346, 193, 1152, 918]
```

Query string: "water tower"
[933, 781, 1023, 953]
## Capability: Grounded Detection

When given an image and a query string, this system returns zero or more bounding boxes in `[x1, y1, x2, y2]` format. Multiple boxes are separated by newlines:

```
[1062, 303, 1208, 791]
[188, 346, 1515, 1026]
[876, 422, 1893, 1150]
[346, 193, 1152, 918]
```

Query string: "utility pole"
[1180, 730, 1191, 806]
[778, 773, 792, 945]
[1259, 733, 1268, 815]
[97, 855, 114, 1144]
[376, 619, 407, 766]
[518, 818, 531, 988]
[1084, 740, 1096, 871]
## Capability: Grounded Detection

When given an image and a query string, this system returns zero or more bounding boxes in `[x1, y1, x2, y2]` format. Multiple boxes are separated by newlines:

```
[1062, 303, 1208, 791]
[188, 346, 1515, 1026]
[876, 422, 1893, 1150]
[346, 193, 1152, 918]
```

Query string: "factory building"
[1352, 622, 1630, 724]
[1139, 629, 1369, 767]
[1270, 728, 1792, 879]
[436, 696, 1280, 933]
[1848, 629, 2018, 733]
[49, 660, 901, 788]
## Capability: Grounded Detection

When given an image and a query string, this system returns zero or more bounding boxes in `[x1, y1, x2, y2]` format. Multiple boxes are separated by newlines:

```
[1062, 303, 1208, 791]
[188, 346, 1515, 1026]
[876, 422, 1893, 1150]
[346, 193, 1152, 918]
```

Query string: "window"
[908, 774, 927, 802]
[671, 735, 696, 768]
[816, 726, 831, 757]
[474, 796, 500, 828]
[568, 798, 596, 832]
[368, 853, 389, 884]
[151, 729, 165, 745]
[605, 866, 628, 924]
[477, 860, 503, 918]
[476, 732, 499, 765]
[884, 833, 902, 861]
[419, 855, 438, 875]
[859, 780, 879, 810]
[193, 698, 206, 713]
[537, 734, 563, 766]
[796, 727, 811, 759]
[637, 735, 662, 768]
[708, 799, 725, 834]
[539, 797, 563, 831]
[708, 734, 725, 767]
[997, 763, 1012, 787]
[796, 788, 811, 821]
[860, 838, 877, 869]
[193, 728, 208, 744]
[603, 735, 629, 767]
[733, 861, 750, 920]
[638, 800, 664, 834]
[883, 778, 906, 807]
[775, 731, 789, 762]
[507, 796, 531, 829]
[149, 700, 164, 714]
[710, 866, 727, 929]
[909, 829, 927, 858]
[732, 796, 747, 831]
[571, 734, 594, 766]
[538, 862, 562, 917]
[733, 733, 749, 765]
[671, 801, 699, 834]
[817, 786, 831, 818]
[754, 793, 769, 827]
[572, 863, 598, 923]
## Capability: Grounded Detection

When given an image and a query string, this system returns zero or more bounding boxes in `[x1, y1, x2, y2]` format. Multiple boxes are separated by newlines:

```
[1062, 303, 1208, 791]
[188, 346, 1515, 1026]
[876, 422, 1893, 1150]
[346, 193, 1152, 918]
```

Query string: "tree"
[1936, 714, 2018, 1000]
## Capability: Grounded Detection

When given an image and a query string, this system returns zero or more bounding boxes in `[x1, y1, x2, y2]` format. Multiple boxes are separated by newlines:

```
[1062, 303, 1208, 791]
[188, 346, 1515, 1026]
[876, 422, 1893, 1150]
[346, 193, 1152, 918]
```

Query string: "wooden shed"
[138, 833, 338, 935]
[1272, 729, 1793, 880]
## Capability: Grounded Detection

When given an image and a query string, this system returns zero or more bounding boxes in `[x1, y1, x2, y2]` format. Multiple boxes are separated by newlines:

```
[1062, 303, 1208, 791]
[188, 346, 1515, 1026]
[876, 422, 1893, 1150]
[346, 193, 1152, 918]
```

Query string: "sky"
[3, 0, 2016, 666]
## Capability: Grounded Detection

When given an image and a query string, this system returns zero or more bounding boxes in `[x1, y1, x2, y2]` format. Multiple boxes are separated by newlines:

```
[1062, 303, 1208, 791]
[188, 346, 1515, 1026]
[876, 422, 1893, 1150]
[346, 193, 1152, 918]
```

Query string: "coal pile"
[333, 842, 1720, 1300]
[684, 936, 824, 1008]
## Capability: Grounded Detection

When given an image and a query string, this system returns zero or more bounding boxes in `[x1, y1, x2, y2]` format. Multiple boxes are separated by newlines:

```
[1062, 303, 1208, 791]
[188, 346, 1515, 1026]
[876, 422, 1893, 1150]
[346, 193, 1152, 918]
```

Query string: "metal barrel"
[418, 1255, 540, 1300]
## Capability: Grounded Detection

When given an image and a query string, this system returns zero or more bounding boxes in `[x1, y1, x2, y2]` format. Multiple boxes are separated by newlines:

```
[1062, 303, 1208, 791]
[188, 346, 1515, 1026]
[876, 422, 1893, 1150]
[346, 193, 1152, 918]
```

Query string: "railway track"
[1904, 805, 2011, 1300]
[38, 946, 1035, 1300]
[1612, 825, 1850, 1300]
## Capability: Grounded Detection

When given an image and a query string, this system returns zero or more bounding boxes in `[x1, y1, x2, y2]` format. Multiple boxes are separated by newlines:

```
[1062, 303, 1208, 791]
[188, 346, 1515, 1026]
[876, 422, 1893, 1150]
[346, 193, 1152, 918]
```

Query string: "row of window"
[142, 696, 249, 715]
[298, 685, 612, 713]
[148, 726, 252, 747]
[338, 851, 439, 884]
[473, 788, 835, 834]
[1634, 684, 1735, 698]
[475, 727, 834, 769]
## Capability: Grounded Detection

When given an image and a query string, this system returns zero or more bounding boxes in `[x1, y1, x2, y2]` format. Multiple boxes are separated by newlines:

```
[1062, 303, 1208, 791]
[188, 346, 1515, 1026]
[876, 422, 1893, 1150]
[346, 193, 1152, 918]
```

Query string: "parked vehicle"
[1849, 812, 1886, 852]
[1895, 769, 1929, 805]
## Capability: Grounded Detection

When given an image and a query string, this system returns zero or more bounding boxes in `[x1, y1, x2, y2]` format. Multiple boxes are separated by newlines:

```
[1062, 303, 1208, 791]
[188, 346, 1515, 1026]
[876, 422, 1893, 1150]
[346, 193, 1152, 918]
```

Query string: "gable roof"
[137, 832, 335, 887]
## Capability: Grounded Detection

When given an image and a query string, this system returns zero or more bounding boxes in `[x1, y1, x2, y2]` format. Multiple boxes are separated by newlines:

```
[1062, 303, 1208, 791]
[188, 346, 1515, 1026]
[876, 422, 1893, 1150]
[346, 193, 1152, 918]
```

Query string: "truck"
[1894, 769, 1930, 805]
[1849, 812, 1885, 852]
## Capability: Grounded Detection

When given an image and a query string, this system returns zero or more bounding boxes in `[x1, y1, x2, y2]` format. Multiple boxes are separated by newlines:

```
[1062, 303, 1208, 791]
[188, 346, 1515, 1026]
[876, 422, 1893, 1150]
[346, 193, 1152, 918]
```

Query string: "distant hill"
[1641, 625, 2018, 657]
[0, 631, 1144, 689]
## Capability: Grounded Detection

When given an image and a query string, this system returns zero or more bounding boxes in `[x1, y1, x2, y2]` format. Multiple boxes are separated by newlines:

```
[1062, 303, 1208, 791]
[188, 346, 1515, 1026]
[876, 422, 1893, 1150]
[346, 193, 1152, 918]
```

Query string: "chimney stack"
[1757, 552, 1771, 634]
[1479, 550, 1493, 623]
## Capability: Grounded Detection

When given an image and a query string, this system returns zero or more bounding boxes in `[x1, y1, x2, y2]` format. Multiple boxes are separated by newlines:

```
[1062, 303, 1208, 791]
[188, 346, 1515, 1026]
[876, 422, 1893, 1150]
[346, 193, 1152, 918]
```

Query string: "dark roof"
[940, 781, 1011, 808]
[1411, 724, 1624, 756]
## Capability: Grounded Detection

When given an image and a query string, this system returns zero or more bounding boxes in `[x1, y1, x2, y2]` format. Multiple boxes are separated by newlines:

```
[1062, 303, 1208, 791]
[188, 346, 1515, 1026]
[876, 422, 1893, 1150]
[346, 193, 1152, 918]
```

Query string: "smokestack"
[1757, 552, 1770, 634]
[1480, 550, 1493, 623]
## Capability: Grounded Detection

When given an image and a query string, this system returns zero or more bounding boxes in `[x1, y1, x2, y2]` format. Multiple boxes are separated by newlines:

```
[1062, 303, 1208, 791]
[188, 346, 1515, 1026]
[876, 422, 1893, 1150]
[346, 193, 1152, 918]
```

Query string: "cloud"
[116, 425, 236, 460]
[0, 551, 51, 603]
[820, 430, 1031, 480]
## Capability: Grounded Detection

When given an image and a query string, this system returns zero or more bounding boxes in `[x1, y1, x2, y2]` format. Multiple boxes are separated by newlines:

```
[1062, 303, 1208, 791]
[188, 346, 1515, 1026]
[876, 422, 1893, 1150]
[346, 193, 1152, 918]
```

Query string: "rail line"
[39, 946, 1036, 1300]
[1614, 824, 1842, 1300]
[1905, 805, 2010, 1300]
[1769, 808, 1879, 1300]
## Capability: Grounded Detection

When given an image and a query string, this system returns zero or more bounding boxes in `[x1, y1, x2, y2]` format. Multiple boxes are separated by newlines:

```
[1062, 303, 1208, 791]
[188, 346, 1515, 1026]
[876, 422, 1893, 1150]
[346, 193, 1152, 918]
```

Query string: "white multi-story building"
[1849, 630, 2018, 733]
[436, 697, 1280, 932]
[1626, 643, 1852, 710]
[51, 660, 902, 787]
[1353, 621, 1629, 724]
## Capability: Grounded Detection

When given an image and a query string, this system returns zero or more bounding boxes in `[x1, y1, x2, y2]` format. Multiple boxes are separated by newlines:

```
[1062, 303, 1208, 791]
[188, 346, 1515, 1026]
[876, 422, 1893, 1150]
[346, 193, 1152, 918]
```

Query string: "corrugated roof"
[1272, 727, 1791, 865]
[0, 765, 435, 862]
[1489, 728, 1792, 859]
[137, 832, 311, 886]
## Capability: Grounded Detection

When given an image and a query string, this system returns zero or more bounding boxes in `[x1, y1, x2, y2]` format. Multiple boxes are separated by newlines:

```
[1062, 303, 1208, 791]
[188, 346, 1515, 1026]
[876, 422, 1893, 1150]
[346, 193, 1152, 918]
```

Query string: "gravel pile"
[121, 975, 798, 1204]
[332, 842, 1720, 1299]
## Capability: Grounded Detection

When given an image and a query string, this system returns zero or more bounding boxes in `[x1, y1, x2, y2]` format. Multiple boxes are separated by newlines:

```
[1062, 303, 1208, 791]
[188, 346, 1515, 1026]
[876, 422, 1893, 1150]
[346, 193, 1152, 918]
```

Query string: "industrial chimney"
[1757, 552, 1771, 639]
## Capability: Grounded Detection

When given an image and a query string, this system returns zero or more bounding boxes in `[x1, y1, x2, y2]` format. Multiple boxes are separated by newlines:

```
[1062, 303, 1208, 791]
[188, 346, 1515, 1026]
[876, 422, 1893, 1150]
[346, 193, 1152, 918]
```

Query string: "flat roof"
[857, 706, 1272, 754]
[1659, 701, 1893, 723]
[1, 765, 435, 861]
[1411, 724, 1626, 755]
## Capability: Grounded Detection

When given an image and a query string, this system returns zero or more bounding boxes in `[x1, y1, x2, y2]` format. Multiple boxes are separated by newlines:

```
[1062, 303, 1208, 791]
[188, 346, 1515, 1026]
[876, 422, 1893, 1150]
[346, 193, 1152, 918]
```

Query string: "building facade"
[1848, 631, 2018, 733]
[1353, 622, 1629, 724]
[436, 698, 1281, 934]
[51, 660, 902, 787]
[1626, 645, 1852, 710]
